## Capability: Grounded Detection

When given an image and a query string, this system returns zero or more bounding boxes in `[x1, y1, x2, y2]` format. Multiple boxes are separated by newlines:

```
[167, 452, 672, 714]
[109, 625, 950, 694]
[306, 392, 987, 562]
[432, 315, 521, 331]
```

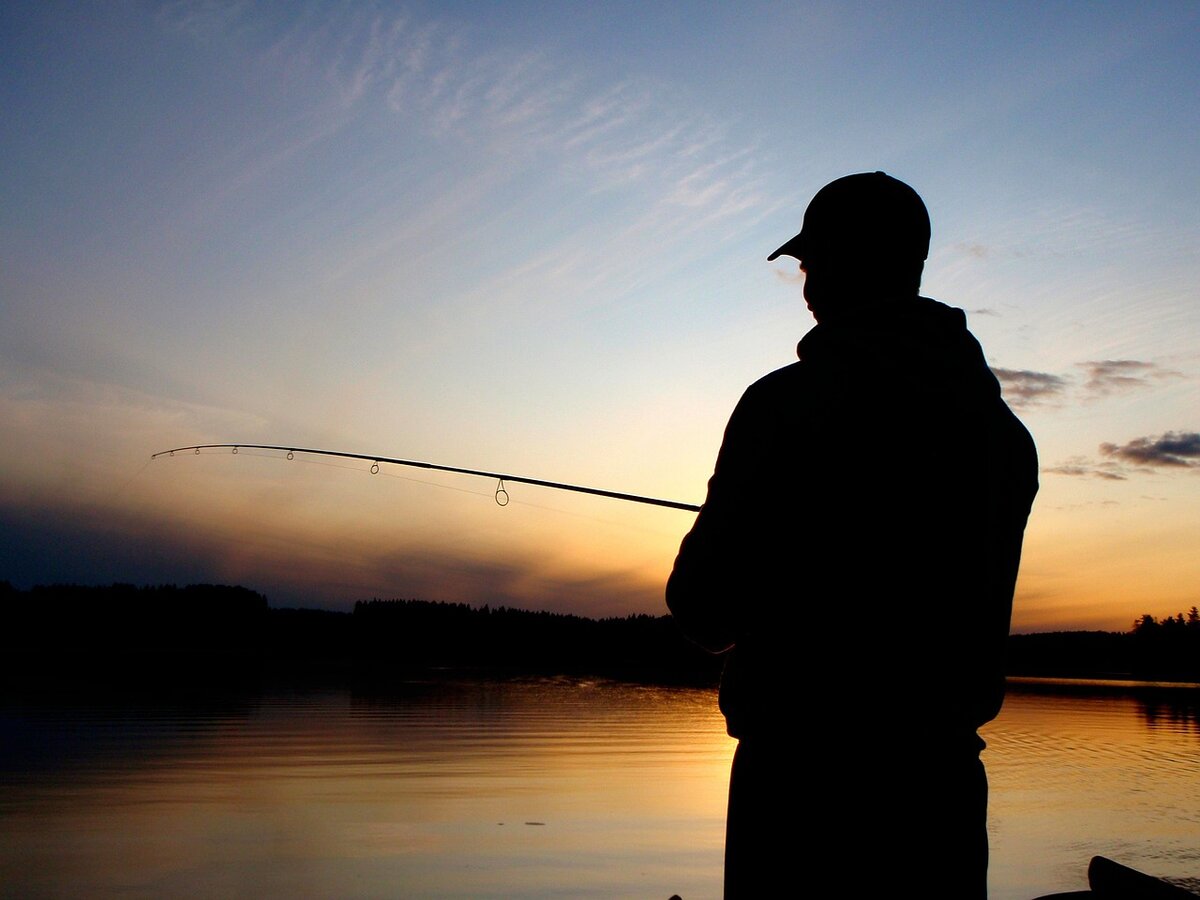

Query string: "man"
[666, 173, 1037, 898]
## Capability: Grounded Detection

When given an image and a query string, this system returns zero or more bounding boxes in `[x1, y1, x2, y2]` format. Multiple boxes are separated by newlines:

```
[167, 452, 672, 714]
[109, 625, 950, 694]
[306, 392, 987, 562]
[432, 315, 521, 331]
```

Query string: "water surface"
[2, 677, 1198, 898]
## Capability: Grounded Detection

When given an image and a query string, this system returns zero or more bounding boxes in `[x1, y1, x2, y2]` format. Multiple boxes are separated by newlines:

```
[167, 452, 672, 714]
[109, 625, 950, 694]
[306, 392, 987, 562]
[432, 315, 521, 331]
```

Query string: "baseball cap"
[767, 171, 930, 263]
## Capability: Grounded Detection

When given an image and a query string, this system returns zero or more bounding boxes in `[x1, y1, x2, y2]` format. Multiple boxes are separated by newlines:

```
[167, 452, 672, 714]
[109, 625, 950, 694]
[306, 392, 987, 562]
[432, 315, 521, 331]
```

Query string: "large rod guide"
[151, 444, 701, 513]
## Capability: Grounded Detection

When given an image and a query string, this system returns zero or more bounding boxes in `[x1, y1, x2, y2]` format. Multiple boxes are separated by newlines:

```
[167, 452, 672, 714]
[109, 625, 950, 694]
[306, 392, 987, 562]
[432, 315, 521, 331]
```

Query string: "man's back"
[665, 172, 1037, 898]
[668, 295, 1037, 740]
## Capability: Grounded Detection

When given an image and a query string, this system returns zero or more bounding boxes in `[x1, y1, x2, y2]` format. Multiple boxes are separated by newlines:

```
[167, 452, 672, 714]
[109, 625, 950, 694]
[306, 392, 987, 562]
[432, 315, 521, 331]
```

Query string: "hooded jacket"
[667, 296, 1037, 743]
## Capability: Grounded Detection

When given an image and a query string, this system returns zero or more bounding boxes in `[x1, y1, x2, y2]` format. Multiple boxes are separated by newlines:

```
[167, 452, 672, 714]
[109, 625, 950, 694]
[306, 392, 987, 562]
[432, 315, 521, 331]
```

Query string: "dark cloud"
[988, 359, 1184, 412]
[956, 242, 990, 259]
[1041, 461, 1127, 481]
[990, 367, 1070, 408]
[967, 307, 1000, 317]
[1100, 432, 1200, 469]
[0, 501, 221, 590]
[0, 498, 664, 619]
[1078, 360, 1184, 396]
[1045, 432, 1200, 480]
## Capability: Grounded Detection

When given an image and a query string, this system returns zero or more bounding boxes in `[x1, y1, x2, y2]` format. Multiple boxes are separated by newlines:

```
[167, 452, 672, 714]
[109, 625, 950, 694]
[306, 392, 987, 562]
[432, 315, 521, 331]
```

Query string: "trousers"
[723, 736, 989, 899]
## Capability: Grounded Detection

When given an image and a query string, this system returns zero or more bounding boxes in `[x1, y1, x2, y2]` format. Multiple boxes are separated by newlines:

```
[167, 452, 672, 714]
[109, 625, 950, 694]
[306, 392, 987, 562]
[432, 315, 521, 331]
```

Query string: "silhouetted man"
[667, 173, 1037, 898]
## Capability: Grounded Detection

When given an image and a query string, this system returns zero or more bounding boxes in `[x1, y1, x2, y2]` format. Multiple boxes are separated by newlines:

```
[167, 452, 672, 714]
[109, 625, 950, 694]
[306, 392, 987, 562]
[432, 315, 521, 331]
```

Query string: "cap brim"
[767, 232, 803, 262]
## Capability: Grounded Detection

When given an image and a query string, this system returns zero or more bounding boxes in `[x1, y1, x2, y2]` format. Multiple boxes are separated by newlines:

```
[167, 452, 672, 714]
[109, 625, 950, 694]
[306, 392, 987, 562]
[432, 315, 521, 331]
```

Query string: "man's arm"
[666, 378, 777, 653]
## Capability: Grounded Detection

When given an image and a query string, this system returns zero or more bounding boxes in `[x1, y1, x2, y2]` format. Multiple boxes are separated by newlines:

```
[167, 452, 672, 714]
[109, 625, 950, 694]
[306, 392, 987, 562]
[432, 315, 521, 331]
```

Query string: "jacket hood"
[796, 295, 1002, 399]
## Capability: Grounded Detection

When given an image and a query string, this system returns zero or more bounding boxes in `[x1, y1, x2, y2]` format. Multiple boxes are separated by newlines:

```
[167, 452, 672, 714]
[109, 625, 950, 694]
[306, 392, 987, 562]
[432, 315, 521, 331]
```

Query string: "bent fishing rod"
[151, 443, 701, 513]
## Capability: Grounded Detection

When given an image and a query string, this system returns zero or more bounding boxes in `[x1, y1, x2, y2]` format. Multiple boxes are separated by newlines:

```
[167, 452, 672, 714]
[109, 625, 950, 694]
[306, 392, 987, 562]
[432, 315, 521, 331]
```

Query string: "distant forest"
[2, 582, 1198, 690]
[0, 582, 721, 689]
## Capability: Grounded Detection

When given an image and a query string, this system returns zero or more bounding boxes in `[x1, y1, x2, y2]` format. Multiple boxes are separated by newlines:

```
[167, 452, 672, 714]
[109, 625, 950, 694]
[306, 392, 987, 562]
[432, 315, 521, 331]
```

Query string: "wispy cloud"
[185, 3, 781, 302]
[991, 367, 1070, 409]
[157, 0, 249, 40]
[956, 242, 990, 259]
[1003, 201, 1171, 260]
[992, 357, 1187, 411]
[1078, 359, 1184, 397]
[295, 7, 775, 229]
[1041, 458, 1128, 481]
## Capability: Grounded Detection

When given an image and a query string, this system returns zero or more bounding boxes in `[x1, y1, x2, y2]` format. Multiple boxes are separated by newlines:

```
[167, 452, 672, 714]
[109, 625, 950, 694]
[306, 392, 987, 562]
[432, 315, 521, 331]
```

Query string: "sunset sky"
[2, 1, 1197, 632]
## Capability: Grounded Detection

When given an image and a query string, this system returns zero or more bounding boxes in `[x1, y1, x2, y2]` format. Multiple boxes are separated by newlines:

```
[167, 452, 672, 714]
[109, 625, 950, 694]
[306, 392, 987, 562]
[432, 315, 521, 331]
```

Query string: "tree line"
[0, 583, 721, 688]
[1003, 608, 1200, 681]
[2, 582, 1197, 687]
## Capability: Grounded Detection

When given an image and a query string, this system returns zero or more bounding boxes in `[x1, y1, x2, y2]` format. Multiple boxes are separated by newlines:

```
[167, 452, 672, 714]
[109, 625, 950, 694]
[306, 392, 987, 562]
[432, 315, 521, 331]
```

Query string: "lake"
[2, 677, 1198, 898]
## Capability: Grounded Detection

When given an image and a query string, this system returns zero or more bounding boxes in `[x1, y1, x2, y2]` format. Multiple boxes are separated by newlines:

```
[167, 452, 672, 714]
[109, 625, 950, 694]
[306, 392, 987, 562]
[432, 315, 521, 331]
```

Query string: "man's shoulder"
[719, 361, 818, 444]
[744, 360, 808, 397]
[731, 361, 810, 414]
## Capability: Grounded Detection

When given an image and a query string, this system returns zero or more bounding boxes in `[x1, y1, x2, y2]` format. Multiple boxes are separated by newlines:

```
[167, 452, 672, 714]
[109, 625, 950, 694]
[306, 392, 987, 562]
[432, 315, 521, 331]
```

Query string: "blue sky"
[2, 1, 1197, 629]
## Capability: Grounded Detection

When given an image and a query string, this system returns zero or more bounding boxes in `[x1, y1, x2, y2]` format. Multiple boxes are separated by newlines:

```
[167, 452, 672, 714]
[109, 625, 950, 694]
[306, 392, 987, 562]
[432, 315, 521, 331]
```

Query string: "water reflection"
[1, 679, 732, 898]
[986, 679, 1200, 899]
[1002, 677, 1200, 736]
[1, 677, 1198, 898]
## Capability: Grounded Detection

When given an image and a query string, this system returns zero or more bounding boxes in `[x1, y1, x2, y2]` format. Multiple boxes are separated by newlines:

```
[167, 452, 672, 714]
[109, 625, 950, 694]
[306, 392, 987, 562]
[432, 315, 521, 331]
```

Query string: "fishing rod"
[151, 443, 701, 513]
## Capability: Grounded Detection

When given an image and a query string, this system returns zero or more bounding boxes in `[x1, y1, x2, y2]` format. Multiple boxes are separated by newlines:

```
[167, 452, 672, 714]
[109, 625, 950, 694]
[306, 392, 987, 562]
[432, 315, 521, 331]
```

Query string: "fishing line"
[176, 446, 501, 501]
[197, 447, 517, 505]
[340, 456, 503, 502]
[151, 443, 701, 513]
[332, 453, 685, 531]
[99, 457, 154, 506]
[367, 460, 683, 535]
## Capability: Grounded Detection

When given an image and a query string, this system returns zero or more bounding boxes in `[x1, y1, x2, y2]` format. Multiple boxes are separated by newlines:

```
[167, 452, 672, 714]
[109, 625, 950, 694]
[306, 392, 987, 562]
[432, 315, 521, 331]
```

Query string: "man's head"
[769, 172, 930, 321]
